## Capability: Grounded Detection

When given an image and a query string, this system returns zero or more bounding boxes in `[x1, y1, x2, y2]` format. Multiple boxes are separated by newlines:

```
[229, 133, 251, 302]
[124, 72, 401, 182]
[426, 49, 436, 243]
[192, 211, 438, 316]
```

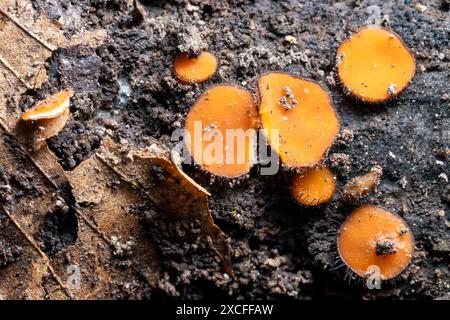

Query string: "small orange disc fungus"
[337, 205, 414, 280]
[292, 167, 336, 206]
[184, 85, 258, 178]
[259, 72, 339, 168]
[21, 88, 73, 121]
[336, 26, 415, 103]
[173, 51, 218, 83]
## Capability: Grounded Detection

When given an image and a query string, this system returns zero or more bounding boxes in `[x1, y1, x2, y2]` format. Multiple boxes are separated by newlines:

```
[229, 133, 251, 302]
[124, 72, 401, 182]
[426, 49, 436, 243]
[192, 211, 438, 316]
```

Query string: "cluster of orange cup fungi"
[175, 53, 341, 178]
[174, 25, 416, 280]
[11, 24, 416, 282]
[21, 88, 73, 149]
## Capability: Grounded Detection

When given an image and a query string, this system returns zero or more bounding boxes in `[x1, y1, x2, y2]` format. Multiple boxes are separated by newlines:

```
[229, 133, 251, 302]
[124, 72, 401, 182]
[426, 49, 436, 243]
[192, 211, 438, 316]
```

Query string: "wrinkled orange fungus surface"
[185, 85, 258, 178]
[21, 88, 73, 121]
[292, 167, 336, 206]
[174, 51, 218, 83]
[337, 205, 414, 280]
[336, 26, 415, 103]
[259, 72, 339, 168]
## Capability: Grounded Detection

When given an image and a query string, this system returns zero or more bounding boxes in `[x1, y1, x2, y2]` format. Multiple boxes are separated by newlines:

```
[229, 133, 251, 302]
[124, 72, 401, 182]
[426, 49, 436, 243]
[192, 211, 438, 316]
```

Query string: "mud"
[2, 0, 449, 299]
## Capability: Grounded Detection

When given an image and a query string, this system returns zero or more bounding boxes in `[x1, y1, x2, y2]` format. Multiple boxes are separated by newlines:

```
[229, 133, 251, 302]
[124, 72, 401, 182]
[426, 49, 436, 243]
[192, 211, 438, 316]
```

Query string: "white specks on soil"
[387, 83, 398, 96]
[415, 3, 427, 13]
[118, 77, 132, 106]
[283, 35, 297, 45]
[438, 173, 448, 182]
[436, 210, 445, 218]
[398, 177, 408, 189]
[110, 235, 135, 257]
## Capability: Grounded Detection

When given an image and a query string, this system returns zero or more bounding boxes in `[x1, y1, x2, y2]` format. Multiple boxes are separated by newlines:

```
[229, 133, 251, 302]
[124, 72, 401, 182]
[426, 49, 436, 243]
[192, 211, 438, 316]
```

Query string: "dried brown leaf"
[94, 137, 233, 275]
[0, 126, 160, 299]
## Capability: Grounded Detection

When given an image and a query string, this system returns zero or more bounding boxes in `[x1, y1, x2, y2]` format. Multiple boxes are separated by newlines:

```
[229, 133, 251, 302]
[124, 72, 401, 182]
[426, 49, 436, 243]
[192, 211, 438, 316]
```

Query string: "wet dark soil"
[10, 0, 450, 299]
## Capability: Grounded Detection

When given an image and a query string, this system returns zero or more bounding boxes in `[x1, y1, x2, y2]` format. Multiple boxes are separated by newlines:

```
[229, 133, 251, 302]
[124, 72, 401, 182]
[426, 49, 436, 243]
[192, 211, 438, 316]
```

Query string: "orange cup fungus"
[21, 88, 73, 149]
[337, 205, 414, 280]
[184, 85, 258, 178]
[292, 167, 336, 206]
[21, 88, 73, 121]
[336, 26, 415, 103]
[258, 72, 340, 168]
[174, 51, 218, 83]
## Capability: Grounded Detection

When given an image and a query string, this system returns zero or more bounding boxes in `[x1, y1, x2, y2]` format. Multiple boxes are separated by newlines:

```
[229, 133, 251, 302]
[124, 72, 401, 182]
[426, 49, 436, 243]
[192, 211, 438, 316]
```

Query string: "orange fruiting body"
[33, 107, 70, 150]
[21, 88, 73, 121]
[259, 72, 340, 168]
[184, 85, 258, 178]
[336, 26, 415, 103]
[337, 205, 414, 280]
[174, 51, 218, 83]
[292, 167, 336, 206]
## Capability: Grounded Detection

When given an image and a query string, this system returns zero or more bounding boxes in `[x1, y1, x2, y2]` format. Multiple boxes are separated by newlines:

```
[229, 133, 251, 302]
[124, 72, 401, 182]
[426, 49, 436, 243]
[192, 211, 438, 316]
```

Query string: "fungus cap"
[21, 88, 73, 121]
[258, 72, 340, 168]
[184, 85, 258, 178]
[292, 167, 336, 206]
[336, 26, 415, 103]
[174, 51, 218, 83]
[337, 205, 414, 280]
